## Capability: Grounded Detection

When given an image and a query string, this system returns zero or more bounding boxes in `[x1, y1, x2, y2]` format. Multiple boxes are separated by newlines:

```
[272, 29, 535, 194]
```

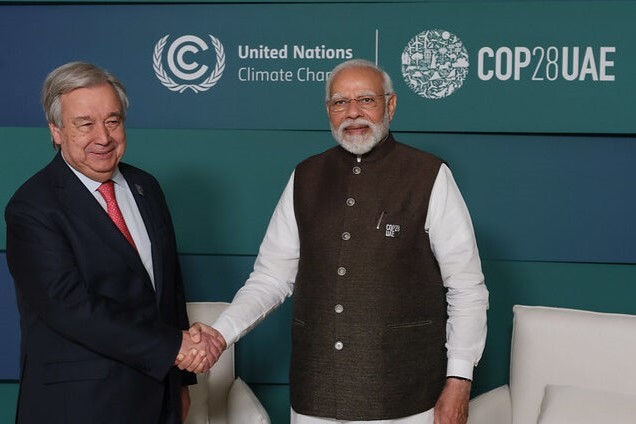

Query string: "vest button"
[346, 197, 355, 206]
[342, 232, 351, 241]
[337, 267, 346, 276]
[335, 304, 344, 313]
[334, 341, 344, 350]
[353, 166, 361, 175]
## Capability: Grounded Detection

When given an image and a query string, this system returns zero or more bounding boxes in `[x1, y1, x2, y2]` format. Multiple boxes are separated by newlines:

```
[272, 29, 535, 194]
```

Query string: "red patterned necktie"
[97, 180, 137, 249]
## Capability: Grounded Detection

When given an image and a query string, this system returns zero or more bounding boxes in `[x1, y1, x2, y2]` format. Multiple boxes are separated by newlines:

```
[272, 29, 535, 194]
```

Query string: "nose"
[343, 99, 365, 118]
[94, 122, 113, 144]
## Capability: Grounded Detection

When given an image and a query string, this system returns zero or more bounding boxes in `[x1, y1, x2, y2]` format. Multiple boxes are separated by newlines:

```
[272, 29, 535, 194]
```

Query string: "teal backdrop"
[1, 1, 635, 133]
[1, 1, 636, 423]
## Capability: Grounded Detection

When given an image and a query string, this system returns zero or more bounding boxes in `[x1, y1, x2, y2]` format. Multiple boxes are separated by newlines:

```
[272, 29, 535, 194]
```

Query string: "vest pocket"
[292, 317, 306, 327]
[387, 319, 433, 329]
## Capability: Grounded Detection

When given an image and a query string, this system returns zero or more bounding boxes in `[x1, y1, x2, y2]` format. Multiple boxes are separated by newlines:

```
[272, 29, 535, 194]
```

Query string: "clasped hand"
[174, 323, 227, 373]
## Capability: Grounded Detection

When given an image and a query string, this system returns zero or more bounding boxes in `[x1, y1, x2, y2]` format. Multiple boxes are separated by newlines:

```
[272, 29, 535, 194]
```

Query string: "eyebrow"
[70, 112, 122, 123]
[330, 91, 378, 99]
[70, 116, 93, 124]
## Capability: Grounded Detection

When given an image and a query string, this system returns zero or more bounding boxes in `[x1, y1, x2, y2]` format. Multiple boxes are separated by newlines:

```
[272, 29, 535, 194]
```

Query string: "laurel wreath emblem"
[153, 34, 225, 93]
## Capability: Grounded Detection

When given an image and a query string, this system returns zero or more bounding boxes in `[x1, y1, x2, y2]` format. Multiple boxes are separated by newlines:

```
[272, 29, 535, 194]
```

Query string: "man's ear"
[387, 94, 397, 121]
[49, 122, 62, 147]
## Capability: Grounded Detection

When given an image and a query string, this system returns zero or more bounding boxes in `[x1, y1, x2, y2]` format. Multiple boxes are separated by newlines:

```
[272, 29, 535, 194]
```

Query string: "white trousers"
[291, 407, 435, 424]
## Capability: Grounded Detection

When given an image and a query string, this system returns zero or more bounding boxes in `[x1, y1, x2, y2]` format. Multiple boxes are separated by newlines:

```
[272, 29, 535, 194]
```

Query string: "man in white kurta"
[207, 59, 488, 424]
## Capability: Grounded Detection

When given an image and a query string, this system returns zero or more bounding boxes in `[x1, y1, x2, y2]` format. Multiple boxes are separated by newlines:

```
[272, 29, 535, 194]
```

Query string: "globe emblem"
[401, 29, 469, 99]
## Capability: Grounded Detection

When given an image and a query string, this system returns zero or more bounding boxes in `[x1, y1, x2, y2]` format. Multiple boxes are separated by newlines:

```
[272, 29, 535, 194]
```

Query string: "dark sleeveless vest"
[290, 134, 448, 420]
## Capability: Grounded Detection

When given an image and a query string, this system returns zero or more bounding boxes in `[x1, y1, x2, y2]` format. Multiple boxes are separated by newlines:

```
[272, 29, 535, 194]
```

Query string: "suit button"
[353, 166, 361, 175]
[342, 232, 351, 241]
[346, 197, 355, 206]
[334, 341, 344, 350]
[337, 267, 346, 276]
[335, 304, 344, 313]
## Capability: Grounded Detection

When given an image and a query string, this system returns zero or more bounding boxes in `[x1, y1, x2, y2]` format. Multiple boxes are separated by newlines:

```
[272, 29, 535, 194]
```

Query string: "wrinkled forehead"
[329, 67, 385, 97]
[60, 84, 122, 113]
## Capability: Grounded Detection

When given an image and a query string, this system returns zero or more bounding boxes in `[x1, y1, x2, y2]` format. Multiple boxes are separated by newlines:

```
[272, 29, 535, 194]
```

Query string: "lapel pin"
[135, 184, 145, 196]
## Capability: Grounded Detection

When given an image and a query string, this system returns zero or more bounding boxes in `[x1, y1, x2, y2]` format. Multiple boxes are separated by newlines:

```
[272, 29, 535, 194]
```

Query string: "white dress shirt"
[213, 163, 489, 424]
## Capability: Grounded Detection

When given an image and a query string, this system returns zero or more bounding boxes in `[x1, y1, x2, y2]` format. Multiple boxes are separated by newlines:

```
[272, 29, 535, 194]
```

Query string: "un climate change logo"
[402, 29, 469, 99]
[153, 34, 225, 93]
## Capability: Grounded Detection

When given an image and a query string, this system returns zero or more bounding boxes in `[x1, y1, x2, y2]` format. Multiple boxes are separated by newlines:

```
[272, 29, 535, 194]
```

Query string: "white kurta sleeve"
[425, 164, 489, 380]
[212, 172, 299, 346]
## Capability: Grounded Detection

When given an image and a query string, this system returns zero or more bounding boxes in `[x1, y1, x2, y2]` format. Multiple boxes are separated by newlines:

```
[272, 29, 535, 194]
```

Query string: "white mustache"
[339, 118, 373, 131]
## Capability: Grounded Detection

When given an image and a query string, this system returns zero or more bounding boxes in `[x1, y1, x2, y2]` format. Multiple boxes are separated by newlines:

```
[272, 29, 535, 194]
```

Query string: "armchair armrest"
[468, 385, 511, 424]
[227, 378, 271, 424]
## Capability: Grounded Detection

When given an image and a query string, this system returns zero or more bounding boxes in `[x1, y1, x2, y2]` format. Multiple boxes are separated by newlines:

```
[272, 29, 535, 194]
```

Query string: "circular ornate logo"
[401, 29, 469, 99]
[153, 34, 225, 94]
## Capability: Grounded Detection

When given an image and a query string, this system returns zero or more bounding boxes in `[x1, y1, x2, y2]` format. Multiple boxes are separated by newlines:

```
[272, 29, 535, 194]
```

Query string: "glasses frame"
[326, 93, 393, 113]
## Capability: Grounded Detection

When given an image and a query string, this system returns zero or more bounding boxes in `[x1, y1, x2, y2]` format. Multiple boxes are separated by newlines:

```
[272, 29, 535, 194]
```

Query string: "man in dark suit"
[5, 62, 225, 423]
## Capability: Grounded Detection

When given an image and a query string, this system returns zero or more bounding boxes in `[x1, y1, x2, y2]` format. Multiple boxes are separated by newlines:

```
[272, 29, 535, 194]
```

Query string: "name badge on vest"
[385, 224, 401, 238]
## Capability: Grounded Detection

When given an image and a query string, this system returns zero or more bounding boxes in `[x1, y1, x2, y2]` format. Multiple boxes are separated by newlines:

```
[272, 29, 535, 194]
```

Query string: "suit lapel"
[50, 154, 153, 290]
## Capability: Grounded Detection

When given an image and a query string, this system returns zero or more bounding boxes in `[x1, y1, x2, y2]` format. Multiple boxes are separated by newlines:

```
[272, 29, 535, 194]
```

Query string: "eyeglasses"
[327, 93, 392, 113]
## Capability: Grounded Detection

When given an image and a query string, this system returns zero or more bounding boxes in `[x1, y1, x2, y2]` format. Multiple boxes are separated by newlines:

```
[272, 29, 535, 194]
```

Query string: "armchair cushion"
[538, 385, 636, 424]
[509, 305, 636, 424]
[228, 378, 270, 424]
[468, 306, 636, 424]
[468, 385, 511, 424]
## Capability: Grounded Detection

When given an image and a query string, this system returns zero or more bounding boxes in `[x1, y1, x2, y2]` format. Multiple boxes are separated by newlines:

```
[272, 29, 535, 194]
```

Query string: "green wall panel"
[3, 128, 634, 264]
[0, 382, 18, 423]
[251, 384, 290, 424]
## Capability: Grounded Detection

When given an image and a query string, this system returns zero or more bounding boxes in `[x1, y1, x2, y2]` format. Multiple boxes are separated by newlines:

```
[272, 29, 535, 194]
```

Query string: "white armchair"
[185, 302, 270, 424]
[468, 305, 636, 424]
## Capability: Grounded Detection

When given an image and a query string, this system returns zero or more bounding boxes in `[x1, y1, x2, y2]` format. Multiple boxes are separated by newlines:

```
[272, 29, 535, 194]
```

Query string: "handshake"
[175, 322, 227, 373]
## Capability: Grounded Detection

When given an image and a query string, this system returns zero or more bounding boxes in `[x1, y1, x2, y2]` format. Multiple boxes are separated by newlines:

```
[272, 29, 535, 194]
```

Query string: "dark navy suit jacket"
[5, 152, 193, 423]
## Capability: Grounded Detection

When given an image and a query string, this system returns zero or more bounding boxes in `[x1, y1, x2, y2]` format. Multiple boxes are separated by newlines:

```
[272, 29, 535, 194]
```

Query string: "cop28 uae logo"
[153, 34, 225, 93]
[401, 29, 469, 99]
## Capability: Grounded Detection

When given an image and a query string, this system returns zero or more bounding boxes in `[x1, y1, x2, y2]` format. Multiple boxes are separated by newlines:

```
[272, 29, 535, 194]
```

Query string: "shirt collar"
[61, 152, 124, 193]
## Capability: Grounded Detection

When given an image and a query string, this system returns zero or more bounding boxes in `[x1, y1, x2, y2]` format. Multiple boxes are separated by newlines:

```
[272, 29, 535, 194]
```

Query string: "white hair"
[325, 59, 394, 101]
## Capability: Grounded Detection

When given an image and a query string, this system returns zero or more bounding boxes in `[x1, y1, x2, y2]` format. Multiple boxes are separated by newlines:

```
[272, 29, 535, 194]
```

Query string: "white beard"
[331, 113, 390, 155]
